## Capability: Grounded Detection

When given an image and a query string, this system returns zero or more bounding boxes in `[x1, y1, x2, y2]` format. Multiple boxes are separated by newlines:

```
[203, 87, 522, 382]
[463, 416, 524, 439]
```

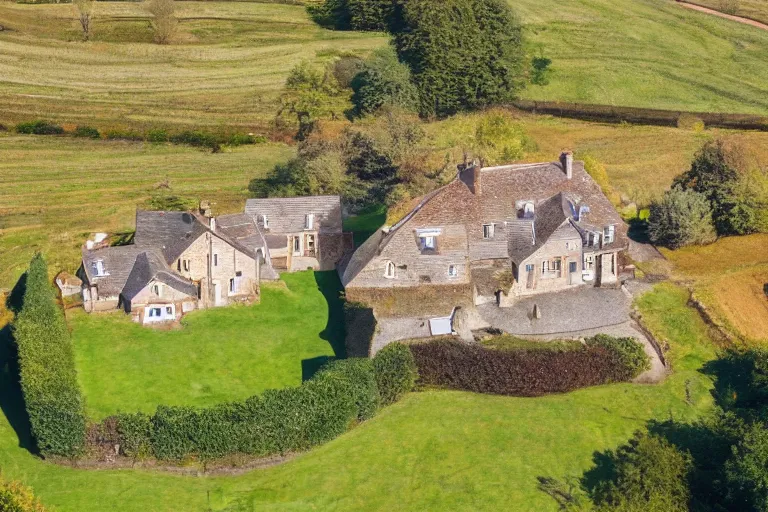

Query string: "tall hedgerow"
[13, 253, 86, 457]
[372, 343, 417, 405]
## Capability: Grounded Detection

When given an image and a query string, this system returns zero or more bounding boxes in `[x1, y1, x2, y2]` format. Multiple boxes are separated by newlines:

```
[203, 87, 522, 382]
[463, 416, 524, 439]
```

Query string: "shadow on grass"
[300, 271, 346, 382]
[0, 320, 37, 455]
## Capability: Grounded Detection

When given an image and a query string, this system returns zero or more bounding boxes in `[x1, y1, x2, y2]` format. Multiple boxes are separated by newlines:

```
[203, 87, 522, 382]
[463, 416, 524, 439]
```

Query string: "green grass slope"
[0, 284, 719, 511]
[71, 271, 344, 419]
[1, 0, 767, 134]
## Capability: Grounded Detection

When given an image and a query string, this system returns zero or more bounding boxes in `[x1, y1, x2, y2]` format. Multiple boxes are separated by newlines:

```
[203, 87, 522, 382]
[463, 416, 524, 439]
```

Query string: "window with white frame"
[421, 235, 436, 251]
[525, 264, 534, 273]
[152, 283, 163, 297]
[305, 213, 314, 230]
[261, 215, 269, 229]
[229, 278, 236, 294]
[603, 225, 615, 244]
[448, 264, 458, 278]
[584, 254, 595, 270]
[384, 261, 396, 279]
[482, 224, 495, 239]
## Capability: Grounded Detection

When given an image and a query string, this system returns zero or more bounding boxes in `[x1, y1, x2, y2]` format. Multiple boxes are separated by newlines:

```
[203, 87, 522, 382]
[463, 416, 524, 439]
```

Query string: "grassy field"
[0, 283, 719, 511]
[686, 0, 768, 24]
[3, 118, 768, 294]
[663, 234, 768, 343]
[1, 0, 768, 135]
[70, 271, 343, 419]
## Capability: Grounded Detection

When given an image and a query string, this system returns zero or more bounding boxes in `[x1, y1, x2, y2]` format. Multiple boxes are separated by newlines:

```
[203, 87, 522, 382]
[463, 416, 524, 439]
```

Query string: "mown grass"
[686, 0, 768, 25]
[70, 271, 343, 420]
[0, 283, 719, 511]
[2, 0, 768, 134]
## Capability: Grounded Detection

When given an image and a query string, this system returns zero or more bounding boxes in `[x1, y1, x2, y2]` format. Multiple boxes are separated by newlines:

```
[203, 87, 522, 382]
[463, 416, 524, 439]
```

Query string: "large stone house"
[245, 196, 352, 272]
[341, 153, 628, 321]
[80, 208, 278, 325]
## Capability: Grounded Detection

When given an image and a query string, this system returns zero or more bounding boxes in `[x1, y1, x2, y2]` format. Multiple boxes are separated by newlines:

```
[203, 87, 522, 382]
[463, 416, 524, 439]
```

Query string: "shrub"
[332, 55, 366, 88]
[15, 120, 64, 135]
[725, 421, 768, 511]
[73, 126, 100, 139]
[317, 358, 380, 420]
[146, 129, 168, 143]
[585, 334, 650, 379]
[13, 254, 86, 457]
[0, 473, 48, 512]
[372, 343, 417, 405]
[350, 47, 419, 117]
[530, 56, 552, 86]
[227, 133, 256, 146]
[116, 412, 153, 458]
[344, 301, 377, 357]
[592, 432, 692, 512]
[410, 339, 639, 396]
[169, 131, 221, 152]
[104, 129, 143, 141]
[648, 187, 717, 248]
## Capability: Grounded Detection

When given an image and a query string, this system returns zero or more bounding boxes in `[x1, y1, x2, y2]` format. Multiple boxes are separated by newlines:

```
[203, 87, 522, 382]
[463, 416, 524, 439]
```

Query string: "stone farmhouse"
[245, 196, 353, 272]
[341, 153, 628, 325]
[79, 196, 350, 325]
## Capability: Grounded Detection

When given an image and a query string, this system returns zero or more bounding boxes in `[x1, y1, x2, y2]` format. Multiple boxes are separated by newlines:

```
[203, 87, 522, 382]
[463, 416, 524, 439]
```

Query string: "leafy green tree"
[387, 0, 525, 117]
[725, 422, 768, 511]
[248, 149, 346, 198]
[350, 47, 419, 117]
[348, 0, 391, 30]
[278, 61, 343, 140]
[648, 187, 717, 248]
[473, 112, 532, 164]
[593, 432, 692, 512]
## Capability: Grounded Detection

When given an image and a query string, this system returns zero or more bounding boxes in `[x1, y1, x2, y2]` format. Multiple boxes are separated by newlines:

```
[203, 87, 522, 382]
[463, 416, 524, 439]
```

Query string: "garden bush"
[13, 254, 86, 457]
[15, 120, 64, 135]
[0, 473, 48, 512]
[316, 358, 380, 420]
[145, 128, 169, 143]
[410, 338, 646, 397]
[116, 412, 153, 458]
[104, 129, 143, 141]
[169, 131, 221, 152]
[73, 126, 100, 139]
[372, 343, 417, 405]
[585, 334, 650, 379]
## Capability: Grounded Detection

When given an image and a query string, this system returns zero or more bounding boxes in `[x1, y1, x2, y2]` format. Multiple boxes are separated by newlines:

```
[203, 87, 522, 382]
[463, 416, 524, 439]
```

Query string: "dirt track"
[676, 1, 768, 31]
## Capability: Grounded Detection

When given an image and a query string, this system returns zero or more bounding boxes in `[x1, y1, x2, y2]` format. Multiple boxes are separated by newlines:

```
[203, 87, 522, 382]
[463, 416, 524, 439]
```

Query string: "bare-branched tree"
[146, 0, 177, 45]
[74, 0, 94, 41]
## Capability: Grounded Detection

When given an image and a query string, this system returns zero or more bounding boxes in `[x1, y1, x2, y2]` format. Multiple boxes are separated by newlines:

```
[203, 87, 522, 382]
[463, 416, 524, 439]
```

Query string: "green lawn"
[342, 203, 387, 247]
[0, 283, 720, 511]
[71, 271, 344, 420]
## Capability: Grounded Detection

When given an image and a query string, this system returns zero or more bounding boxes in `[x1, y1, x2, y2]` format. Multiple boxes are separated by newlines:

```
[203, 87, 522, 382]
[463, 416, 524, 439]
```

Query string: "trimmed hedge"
[13, 254, 86, 457]
[372, 343, 417, 405]
[112, 357, 383, 461]
[410, 337, 649, 397]
[585, 334, 650, 377]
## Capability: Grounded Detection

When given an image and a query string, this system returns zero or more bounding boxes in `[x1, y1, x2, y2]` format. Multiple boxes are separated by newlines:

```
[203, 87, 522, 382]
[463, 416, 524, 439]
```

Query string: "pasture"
[0, 284, 718, 511]
[686, 0, 768, 25]
[1, 0, 768, 134]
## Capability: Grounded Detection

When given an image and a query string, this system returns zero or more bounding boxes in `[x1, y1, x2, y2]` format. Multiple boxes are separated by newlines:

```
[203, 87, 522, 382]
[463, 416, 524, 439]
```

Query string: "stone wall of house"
[345, 283, 473, 318]
[512, 230, 584, 299]
[599, 251, 618, 285]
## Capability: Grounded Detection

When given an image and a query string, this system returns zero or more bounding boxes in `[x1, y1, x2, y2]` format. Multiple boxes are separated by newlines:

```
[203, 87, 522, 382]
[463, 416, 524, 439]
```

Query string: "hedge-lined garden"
[13, 254, 87, 458]
[410, 335, 650, 396]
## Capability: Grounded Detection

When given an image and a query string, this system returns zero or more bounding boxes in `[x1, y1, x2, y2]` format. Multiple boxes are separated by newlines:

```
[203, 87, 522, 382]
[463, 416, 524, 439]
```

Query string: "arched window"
[384, 261, 396, 279]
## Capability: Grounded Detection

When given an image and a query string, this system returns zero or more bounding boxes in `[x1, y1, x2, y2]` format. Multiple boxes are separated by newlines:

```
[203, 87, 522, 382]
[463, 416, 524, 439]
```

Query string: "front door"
[568, 261, 578, 285]
[292, 236, 301, 256]
[214, 282, 223, 306]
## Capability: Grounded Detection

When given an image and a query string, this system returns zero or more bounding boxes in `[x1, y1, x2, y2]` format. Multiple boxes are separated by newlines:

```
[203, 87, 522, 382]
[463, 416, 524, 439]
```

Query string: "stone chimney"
[560, 151, 573, 180]
[460, 159, 482, 195]
[210, 217, 216, 232]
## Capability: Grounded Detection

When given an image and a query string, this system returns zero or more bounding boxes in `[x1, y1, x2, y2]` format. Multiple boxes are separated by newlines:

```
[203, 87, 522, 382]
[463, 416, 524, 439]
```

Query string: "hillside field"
[1, 0, 768, 134]
[686, 0, 768, 25]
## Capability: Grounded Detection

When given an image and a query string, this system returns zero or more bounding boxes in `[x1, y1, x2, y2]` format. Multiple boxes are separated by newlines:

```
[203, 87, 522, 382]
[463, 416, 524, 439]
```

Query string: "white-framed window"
[448, 264, 458, 278]
[260, 215, 269, 228]
[584, 254, 595, 270]
[384, 261, 396, 279]
[523, 202, 535, 218]
[482, 224, 495, 239]
[165, 306, 173, 316]
[541, 260, 549, 274]
[152, 283, 163, 297]
[92, 259, 108, 277]
[229, 278, 236, 294]
[525, 264, 534, 273]
[422, 236, 436, 250]
[213, 254, 218, 267]
[149, 307, 161, 318]
[603, 225, 615, 244]
[578, 205, 590, 220]
[305, 213, 314, 230]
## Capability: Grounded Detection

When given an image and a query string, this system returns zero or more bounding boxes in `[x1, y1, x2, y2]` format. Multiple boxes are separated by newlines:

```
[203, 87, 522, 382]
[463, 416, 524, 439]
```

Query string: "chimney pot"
[560, 151, 573, 179]
[210, 217, 216, 232]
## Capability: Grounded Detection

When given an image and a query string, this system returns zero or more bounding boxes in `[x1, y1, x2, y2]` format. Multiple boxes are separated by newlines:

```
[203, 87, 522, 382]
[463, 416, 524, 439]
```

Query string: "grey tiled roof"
[121, 250, 197, 301]
[215, 213, 267, 259]
[245, 196, 343, 233]
[81, 245, 147, 297]
[134, 210, 208, 264]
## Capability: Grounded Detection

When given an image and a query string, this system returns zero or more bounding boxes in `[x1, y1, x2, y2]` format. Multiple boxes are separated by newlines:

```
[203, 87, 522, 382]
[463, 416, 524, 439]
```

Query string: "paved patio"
[477, 287, 631, 336]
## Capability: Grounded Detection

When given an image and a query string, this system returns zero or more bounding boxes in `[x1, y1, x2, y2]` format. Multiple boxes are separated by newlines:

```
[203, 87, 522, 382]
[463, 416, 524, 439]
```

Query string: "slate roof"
[215, 213, 267, 258]
[344, 158, 627, 289]
[134, 210, 208, 264]
[121, 250, 197, 301]
[245, 196, 343, 233]
[81, 245, 147, 297]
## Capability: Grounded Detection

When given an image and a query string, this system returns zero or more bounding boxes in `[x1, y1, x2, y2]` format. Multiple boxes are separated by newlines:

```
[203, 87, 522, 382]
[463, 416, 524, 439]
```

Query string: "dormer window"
[482, 224, 495, 239]
[603, 225, 615, 244]
[384, 260, 396, 279]
[305, 213, 314, 230]
[92, 259, 108, 277]
[260, 215, 269, 229]
[578, 205, 590, 221]
[416, 229, 440, 253]
[448, 265, 458, 278]
[516, 200, 535, 219]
